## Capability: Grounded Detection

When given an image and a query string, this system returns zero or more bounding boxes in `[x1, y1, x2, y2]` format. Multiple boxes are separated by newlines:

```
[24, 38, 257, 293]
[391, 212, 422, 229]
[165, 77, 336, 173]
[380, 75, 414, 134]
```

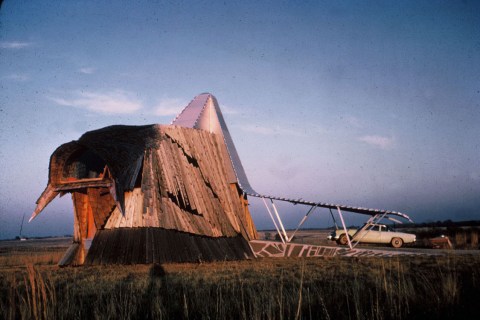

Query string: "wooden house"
[31, 94, 258, 266]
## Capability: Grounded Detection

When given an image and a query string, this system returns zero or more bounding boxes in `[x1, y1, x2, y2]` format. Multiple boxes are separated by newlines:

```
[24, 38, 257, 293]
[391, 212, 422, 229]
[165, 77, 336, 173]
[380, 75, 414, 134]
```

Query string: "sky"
[1, 0, 479, 240]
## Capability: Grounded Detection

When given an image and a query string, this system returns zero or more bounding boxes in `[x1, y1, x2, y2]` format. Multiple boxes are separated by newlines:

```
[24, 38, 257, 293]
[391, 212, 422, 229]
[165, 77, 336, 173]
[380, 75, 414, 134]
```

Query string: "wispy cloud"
[357, 135, 394, 150]
[240, 124, 305, 137]
[78, 67, 95, 74]
[241, 124, 276, 135]
[5, 73, 29, 82]
[153, 98, 186, 116]
[50, 90, 142, 114]
[0, 41, 32, 49]
[221, 105, 240, 115]
[345, 115, 364, 128]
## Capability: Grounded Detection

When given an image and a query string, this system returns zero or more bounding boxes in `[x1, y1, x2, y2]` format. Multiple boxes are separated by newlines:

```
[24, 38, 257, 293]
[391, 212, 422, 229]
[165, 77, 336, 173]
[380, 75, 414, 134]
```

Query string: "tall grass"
[1, 264, 56, 320]
[1, 252, 480, 319]
[0, 251, 64, 266]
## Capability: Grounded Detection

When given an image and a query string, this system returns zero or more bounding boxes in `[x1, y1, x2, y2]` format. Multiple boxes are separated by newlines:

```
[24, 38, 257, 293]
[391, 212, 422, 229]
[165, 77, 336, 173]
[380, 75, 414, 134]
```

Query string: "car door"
[379, 225, 393, 243]
[358, 225, 380, 243]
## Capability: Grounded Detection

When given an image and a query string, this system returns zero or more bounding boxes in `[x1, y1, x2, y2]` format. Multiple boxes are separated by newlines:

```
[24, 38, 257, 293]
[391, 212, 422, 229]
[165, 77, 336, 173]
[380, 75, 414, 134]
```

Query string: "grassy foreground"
[1, 247, 480, 320]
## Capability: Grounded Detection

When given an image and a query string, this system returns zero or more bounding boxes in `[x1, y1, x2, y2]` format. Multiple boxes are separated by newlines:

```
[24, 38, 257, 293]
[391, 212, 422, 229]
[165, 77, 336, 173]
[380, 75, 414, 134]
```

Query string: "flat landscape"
[1, 234, 480, 320]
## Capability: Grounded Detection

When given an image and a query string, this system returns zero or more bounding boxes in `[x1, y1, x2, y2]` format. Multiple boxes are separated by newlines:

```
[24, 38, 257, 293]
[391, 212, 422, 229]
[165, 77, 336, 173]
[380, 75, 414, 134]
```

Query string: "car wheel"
[391, 237, 403, 248]
[338, 234, 349, 245]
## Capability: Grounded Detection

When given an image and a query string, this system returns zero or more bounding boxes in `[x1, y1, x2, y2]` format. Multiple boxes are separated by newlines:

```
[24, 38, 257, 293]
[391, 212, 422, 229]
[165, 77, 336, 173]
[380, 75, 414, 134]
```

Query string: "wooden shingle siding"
[94, 126, 257, 240]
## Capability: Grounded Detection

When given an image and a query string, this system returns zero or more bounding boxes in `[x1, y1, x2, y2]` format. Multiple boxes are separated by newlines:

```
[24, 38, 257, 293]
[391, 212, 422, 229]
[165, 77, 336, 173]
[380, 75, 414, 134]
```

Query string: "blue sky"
[1, 0, 479, 239]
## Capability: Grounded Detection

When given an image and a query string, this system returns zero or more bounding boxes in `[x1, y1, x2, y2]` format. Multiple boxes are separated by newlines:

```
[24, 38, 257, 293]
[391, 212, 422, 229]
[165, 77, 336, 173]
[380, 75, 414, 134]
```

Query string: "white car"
[328, 223, 416, 248]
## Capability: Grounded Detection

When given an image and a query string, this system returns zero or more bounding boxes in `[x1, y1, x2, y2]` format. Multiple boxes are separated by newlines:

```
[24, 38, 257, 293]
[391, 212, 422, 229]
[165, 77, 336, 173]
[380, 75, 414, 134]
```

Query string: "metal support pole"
[350, 213, 390, 248]
[374, 212, 388, 224]
[388, 217, 402, 224]
[262, 197, 285, 244]
[290, 204, 318, 240]
[365, 215, 376, 224]
[337, 206, 353, 249]
[270, 199, 289, 242]
[351, 222, 375, 247]
[329, 208, 339, 229]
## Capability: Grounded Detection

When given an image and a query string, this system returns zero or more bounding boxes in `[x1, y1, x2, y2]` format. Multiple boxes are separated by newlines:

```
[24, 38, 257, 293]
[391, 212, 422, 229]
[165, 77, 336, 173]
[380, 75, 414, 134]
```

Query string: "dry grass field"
[1, 238, 480, 320]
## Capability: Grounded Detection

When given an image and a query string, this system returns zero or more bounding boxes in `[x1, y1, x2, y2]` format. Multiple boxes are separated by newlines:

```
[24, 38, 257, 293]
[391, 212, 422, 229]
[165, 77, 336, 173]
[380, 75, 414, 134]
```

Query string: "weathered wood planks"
[34, 124, 259, 266]
[97, 126, 257, 241]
